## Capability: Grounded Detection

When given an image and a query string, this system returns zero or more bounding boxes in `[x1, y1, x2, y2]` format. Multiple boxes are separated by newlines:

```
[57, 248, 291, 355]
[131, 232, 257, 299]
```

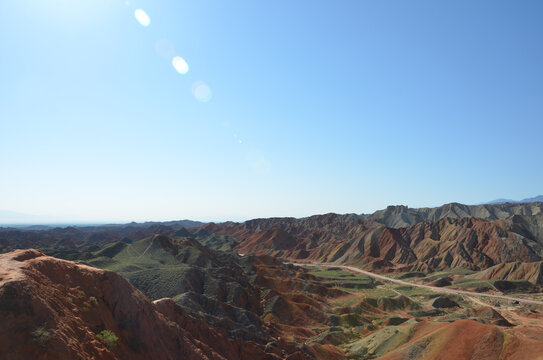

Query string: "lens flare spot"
[172, 56, 189, 74]
[192, 81, 212, 102]
[134, 9, 150, 27]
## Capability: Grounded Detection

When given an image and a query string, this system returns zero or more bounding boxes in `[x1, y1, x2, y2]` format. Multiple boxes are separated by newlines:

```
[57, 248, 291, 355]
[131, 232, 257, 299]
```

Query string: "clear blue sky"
[1, 0, 542, 223]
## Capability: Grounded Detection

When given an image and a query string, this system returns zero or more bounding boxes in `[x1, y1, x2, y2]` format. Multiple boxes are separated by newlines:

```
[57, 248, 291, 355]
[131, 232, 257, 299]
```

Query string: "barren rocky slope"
[368, 202, 543, 228]
[207, 213, 543, 278]
[0, 249, 316, 360]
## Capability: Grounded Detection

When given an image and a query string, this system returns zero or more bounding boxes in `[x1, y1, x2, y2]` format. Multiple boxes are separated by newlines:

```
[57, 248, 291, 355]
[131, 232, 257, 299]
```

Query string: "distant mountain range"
[481, 195, 543, 205]
[0, 210, 204, 228]
[204, 201, 543, 273]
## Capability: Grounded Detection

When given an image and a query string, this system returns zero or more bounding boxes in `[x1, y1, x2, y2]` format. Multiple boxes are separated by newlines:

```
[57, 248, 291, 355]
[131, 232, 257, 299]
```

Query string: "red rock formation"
[470, 261, 543, 285]
[379, 319, 543, 360]
[210, 215, 543, 273]
[0, 249, 304, 360]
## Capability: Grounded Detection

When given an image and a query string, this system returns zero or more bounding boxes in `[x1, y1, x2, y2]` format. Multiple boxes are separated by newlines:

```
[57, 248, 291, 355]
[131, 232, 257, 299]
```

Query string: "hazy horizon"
[2, 194, 542, 225]
[2, 1, 543, 222]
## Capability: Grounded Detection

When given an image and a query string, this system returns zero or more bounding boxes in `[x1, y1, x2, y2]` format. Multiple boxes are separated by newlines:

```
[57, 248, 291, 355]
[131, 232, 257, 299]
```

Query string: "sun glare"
[134, 9, 150, 27]
[172, 56, 189, 74]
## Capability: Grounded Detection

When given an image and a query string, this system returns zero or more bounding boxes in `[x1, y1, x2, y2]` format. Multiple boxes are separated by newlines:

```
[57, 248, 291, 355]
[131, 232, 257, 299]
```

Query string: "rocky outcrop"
[368, 202, 543, 228]
[377, 319, 543, 360]
[209, 215, 543, 273]
[0, 249, 298, 360]
[469, 261, 543, 285]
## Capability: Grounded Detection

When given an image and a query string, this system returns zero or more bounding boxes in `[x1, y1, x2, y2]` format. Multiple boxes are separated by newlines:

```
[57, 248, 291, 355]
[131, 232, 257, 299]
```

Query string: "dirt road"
[293, 263, 543, 306]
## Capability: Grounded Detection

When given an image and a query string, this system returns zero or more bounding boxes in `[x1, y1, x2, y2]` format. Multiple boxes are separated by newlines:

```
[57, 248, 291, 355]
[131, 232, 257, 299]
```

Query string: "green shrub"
[96, 330, 119, 350]
[88, 296, 98, 306]
[31, 326, 51, 346]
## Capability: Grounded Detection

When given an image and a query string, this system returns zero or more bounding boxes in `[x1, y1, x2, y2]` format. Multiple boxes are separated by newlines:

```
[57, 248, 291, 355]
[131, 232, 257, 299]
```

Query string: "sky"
[0, 0, 542, 223]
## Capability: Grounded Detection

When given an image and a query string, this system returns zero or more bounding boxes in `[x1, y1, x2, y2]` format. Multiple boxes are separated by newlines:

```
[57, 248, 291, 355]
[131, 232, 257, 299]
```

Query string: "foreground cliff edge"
[0, 249, 313, 360]
[2, 248, 543, 359]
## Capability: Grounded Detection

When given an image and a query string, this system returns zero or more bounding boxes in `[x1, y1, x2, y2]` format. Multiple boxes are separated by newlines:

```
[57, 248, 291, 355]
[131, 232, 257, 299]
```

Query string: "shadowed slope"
[0, 249, 280, 360]
[79, 235, 348, 359]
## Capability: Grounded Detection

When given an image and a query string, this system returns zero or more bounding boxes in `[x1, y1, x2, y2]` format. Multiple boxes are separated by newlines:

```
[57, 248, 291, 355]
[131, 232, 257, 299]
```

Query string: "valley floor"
[295, 262, 543, 306]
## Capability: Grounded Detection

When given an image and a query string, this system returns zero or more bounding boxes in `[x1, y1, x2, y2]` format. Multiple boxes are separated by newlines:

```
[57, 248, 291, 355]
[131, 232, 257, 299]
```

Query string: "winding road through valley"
[292, 263, 543, 306]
